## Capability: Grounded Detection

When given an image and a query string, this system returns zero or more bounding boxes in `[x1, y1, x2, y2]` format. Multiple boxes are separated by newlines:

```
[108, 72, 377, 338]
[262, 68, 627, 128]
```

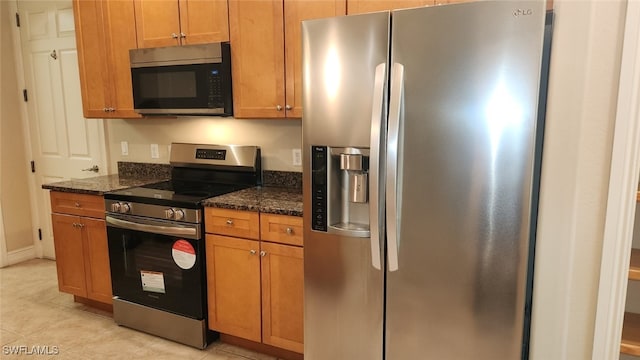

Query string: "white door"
[17, 0, 107, 259]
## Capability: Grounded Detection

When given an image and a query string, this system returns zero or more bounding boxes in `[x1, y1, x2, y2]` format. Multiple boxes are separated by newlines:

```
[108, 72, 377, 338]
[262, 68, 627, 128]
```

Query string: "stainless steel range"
[104, 143, 261, 348]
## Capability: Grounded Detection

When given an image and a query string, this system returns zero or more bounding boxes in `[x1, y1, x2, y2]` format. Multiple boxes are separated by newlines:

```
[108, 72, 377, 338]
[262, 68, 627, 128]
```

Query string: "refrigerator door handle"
[386, 62, 404, 272]
[369, 63, 386, 271]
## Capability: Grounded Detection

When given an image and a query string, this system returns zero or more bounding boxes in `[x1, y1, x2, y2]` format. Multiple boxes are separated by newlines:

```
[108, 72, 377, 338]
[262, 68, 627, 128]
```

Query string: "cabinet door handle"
[276, 105, 282, 111]
[103, 107, 108, 112]
[260, 250, 266, 257]
[180, 32, 186, 38]
[286, 227, 293, 235]
[226, 219, 234, 226]
[171, 33, 178, 39]
[74, 202, 81, 207]
[250, 249, 256, 255]
[285, 104, 292, 111]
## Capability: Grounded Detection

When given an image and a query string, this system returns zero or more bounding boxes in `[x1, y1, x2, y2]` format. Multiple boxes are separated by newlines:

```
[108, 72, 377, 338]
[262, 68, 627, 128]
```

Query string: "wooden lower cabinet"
[261, 241, 304, 353]
[52, 213, 88, 296]
[205, 209, 304, 354]
[50, 192, 112, 305]
[82, 217, 112, 304]
[206, 234, 262, 342]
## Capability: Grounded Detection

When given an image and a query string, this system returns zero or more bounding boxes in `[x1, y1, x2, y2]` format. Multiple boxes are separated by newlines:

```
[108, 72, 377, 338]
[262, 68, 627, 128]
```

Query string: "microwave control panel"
[207, 68, 224, 109]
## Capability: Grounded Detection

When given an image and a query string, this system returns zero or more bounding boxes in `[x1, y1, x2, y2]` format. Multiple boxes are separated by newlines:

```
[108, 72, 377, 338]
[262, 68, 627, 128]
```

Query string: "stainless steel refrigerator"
[302, 2, 552, 359]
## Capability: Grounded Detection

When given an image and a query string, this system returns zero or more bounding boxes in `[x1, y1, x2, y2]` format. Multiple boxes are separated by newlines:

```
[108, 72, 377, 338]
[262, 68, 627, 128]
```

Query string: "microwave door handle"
[369, 63, 386, 271]
[386, 62, 404, 272]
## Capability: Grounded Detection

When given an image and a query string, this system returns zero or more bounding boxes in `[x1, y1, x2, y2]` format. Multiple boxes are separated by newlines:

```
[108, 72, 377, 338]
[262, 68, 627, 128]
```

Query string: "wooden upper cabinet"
[73, 0, 140, 118]
[135, 0, 230, 48]
[229, 0, 345, 119]
[347, 0, 433, 14]
[284, 0, 346, 118]
[180, 0, 230, 45]
[228, 0, 285, 118]
[134, 0, 181, 48]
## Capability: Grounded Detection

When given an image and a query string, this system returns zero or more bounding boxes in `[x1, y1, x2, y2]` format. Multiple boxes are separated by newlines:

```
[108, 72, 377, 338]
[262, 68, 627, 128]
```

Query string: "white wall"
[105, 117, 302, 172]
[0, 0, 34, 254]
[530, 0, 626, 359]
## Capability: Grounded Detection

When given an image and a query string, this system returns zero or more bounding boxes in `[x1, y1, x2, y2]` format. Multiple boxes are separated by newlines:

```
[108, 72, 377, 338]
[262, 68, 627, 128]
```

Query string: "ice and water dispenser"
[311, 146, 371, 237]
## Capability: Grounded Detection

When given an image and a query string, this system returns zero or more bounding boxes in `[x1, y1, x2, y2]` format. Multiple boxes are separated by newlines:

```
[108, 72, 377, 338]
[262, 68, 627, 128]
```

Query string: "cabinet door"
[82, 218, 112, 304]
[51, 213, 87, 297]
[284, 0, 346, 118]
[102, 0, 140, 118]
[73, 0, 110, 118]
[261, 242, 304, 353]
[73, 0, 140, 119]
[228, 0, 285, 118]
[179, 0, 230, 45]
[134, 0, 181, 48]
[347, 0, 433, 14]
[206, 235, 262, 342]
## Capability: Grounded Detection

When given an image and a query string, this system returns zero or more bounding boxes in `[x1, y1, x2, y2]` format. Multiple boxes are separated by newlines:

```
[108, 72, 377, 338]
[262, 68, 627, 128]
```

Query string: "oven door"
[106, 214, 206, 319]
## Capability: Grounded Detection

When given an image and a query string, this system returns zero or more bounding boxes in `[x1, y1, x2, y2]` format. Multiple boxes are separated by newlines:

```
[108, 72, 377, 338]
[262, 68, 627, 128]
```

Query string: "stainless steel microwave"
[129, 43, 233, 116]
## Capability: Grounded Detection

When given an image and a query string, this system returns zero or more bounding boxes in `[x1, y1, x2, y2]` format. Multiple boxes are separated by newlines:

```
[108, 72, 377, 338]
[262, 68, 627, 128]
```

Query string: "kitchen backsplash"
[118, 161, 302, 188]
[117, 162, 171, 179]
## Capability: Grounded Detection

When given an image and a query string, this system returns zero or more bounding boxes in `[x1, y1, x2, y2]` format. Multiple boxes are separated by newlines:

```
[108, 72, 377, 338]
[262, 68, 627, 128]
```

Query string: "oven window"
[107, 226, 206, 319]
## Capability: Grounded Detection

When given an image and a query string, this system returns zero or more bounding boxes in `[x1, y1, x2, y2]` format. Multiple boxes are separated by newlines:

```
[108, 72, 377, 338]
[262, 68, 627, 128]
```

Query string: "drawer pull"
[286, 227, 293, 235]
[226, 219, 234, 226]
[75, 202, 81, 207]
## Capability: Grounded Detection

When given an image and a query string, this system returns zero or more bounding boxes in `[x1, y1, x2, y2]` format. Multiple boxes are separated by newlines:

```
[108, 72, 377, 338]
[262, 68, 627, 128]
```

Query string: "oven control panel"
[105, 199, 202, 224]
[195, 148, 226, 160]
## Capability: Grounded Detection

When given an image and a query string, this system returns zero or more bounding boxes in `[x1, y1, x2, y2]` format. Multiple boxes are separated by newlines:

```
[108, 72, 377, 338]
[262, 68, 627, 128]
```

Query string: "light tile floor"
[0, 259, 277, 360]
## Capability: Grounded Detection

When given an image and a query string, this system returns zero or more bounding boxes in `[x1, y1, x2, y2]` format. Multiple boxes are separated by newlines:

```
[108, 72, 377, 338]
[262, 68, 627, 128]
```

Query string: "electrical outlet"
[120, 141, 129, 156]
[292, 149, 302, 166]
[150, 144, 159, 159]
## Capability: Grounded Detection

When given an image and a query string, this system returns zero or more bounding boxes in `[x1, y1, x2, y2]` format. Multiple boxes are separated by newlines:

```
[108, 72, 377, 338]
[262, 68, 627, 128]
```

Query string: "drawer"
[50, 192, 105, 219]
[205, 208, 260, 240]
[260, 213, 303, 246]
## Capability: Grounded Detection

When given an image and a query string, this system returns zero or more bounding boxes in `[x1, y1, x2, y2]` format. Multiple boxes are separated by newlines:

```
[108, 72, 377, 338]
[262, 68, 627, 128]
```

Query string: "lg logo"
[513, 8, 533, 17]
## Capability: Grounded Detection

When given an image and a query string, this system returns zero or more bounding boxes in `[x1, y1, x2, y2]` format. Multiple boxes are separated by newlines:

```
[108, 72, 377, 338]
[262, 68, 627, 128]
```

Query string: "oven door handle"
[106, 215, 199, 239]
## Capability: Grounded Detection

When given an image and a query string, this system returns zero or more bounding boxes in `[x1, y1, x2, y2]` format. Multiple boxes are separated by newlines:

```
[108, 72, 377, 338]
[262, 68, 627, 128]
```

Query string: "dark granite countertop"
[203, 186, 303, 217]
[41, 174, 166, 195]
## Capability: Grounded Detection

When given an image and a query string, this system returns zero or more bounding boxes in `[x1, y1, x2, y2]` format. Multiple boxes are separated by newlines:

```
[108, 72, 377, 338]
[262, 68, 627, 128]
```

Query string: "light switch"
[292, 149, 302, 166]
[150, 144, 159, 159]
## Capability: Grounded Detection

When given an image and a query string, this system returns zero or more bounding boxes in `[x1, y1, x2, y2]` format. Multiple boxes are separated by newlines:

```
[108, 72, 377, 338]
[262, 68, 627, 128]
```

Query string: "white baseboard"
[5, 246, 36, 266]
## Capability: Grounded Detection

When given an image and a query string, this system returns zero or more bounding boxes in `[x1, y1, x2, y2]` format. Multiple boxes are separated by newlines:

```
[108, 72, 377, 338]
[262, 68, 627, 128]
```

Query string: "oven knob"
[173, 209, 185, 221]
[110, 202, 121, 213]
[165, 208, 175, 219]
[120, 203, 131, 214]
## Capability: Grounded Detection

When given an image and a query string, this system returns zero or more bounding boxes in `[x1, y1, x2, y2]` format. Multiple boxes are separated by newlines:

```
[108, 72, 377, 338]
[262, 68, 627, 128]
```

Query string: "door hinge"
[15, 13, 20, 27]
[30, 160, 35, 173]
[23, 89, 28, 102]
[38, 228, 42, 240]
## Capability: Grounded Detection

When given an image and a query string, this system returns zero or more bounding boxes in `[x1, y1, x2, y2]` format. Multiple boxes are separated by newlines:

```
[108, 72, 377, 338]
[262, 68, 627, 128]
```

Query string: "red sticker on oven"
[172, 240, 196, 270]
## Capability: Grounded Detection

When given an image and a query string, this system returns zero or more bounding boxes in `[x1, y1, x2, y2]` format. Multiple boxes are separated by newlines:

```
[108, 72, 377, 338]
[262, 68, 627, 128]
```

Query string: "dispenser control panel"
[311, 146, 327, 231]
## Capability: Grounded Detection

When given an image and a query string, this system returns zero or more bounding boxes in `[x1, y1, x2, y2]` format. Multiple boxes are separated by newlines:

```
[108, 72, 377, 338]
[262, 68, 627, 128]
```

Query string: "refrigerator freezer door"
[302, 12, 389, 360]
[386, 2, 548, 360]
